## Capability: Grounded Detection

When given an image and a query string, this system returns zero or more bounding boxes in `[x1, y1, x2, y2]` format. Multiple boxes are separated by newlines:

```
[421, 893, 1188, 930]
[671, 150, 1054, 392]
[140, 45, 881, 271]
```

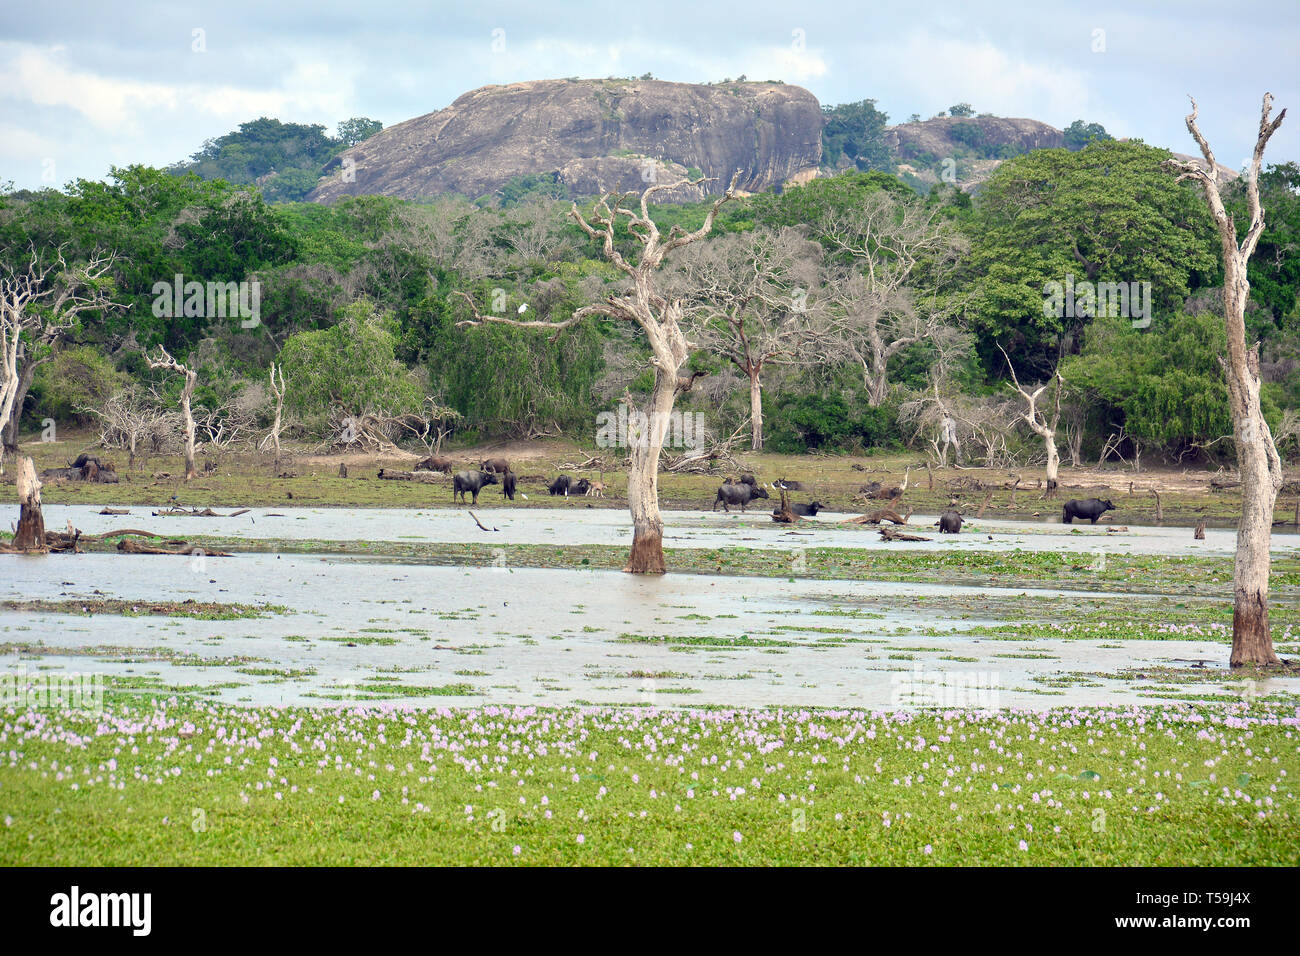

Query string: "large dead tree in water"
[1164, 94, 1287, 667]
[457, 175, 739, 572]
[1000, 345, 1063, 498]
[146, 346, 199, 480]
[12, 456, 46, 551]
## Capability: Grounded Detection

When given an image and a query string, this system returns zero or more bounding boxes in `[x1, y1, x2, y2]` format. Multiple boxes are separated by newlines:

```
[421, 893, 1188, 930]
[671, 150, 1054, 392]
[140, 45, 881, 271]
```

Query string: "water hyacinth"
[0, 696, 1296, 866]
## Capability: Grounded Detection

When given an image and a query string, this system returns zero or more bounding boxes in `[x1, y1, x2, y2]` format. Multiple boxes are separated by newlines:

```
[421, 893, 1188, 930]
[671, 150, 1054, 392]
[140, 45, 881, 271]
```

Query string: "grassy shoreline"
[7, 433, 1298, 525]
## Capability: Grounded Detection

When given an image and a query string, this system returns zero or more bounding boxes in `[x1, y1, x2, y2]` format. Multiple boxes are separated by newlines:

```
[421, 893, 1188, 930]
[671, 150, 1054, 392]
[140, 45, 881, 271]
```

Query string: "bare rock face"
[884, 116, 1065, 162]
[310, 78, 822, 203]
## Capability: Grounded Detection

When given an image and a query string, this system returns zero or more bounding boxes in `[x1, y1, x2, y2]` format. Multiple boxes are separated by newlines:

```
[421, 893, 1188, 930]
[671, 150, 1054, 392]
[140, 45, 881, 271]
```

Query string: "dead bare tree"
[0, 246, 122, 470]
[146, 346, 199, 480]
[1000, 344, 1064, 498]
[12, 456, 46, 551]
[818, 192, 967, 406]
[1164, 93, 1288, 666]
[79, 388, 177, 466]
[677, 226, 823, 450]
[457, 174, 740, 572]
[265, 362, 286, 470]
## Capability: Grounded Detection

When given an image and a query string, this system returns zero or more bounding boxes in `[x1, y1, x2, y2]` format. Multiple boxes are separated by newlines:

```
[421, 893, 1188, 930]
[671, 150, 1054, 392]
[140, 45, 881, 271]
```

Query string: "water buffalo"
[572, 478, 591, 496]
[777, 501, 824, 517]
[501, 470, 517, 501]
[453, 470, 498, 504]
[714, 482, 769, 513]
[1062, 498, 1115, 524]
[936, 511, 963, 534]
[774, 478, 805, 491]
[548, 475, 572, 496]
[415, 455, 453, 474]
[480, 457, 510, 474]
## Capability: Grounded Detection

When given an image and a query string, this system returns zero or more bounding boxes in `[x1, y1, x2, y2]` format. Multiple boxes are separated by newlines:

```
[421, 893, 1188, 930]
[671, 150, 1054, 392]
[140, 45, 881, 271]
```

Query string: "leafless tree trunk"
[748, 371, 764, 451]
[1165, 93, 1287, 666]
[457, 174, 739, 572]
[267, 362, 285, 471]
[13, 456, 46, 551]
[1001, 345, 1063, 498]
[147, 346, 199, 481]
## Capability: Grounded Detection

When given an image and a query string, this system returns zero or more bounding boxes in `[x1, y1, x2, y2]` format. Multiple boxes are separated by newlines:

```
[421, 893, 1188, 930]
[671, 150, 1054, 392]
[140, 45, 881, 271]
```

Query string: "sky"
[2, 0, 1297, 191]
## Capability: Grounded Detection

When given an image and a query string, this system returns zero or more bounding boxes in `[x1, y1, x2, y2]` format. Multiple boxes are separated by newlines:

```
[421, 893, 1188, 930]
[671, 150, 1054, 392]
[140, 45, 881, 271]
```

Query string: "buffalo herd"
[396, 456, 1128, 536]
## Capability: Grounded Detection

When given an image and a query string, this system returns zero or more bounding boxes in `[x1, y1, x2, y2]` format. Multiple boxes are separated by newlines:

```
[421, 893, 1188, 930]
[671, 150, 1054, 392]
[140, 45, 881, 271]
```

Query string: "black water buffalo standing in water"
[501, 471, 517, 500]
[1062, 498, 1115, 524]
[453, 470, 498, 504]
[714, 482, 770, 513]
[778, 501, 824, 517]
[936, 511, 963, 533]
[548, 475, 572, 496]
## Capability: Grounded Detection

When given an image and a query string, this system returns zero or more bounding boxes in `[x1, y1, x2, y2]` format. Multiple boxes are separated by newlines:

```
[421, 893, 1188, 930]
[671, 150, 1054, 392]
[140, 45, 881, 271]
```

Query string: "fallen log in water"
[150, 507, 251, 517]
[468, 511, 498, 532]
[99, 507, 131, 515]
[843, 507, 911, 526]
[879, 526, 931, 542]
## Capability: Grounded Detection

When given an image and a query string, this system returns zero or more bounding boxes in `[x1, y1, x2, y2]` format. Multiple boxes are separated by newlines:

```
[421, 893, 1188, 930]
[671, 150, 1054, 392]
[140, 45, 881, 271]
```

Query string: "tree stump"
[13, 457, 47, 552]
[1194, 520, 1206, 540]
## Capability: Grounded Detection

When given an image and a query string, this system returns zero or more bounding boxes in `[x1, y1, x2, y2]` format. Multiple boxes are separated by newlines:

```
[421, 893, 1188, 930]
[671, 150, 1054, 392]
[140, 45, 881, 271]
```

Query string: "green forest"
[2, 123, 1298, 467]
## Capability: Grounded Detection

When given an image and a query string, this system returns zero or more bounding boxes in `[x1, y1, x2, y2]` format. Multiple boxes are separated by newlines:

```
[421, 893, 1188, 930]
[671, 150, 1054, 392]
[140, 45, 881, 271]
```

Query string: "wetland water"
[38, 503, 1300, 554]
[3, 507, 1298, 709]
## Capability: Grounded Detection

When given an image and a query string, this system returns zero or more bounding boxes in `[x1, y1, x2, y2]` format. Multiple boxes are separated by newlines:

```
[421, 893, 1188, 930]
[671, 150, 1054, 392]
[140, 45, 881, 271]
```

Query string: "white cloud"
[866, 32, 1095, 120]
[0, 45, 356, 134]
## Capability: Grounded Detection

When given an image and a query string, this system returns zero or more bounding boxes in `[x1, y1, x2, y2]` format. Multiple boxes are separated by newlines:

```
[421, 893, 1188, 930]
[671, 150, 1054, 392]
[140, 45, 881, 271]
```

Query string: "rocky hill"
[310, 78, 823, 204]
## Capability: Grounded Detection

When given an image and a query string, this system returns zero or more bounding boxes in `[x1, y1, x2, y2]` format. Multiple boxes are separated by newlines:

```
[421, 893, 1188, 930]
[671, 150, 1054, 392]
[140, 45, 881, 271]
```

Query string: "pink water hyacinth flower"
[1018, 840, 1029, 851]
[733, 831, 743, 843]
[513, 845, 521, 857]
[924, 845, 933, 855]
[576, 834, 585, 844]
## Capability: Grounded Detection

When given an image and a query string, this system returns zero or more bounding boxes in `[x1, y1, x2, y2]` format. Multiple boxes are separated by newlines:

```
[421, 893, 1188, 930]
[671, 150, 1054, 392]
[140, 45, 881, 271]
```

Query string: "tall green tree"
[969, 139, 1219, 376]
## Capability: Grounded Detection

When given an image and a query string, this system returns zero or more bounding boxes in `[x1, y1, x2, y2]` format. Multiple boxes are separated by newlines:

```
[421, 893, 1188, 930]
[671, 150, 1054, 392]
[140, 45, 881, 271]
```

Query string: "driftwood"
[467, 511, 498, 532]
[116, 538, 231, 556]
[1195, 520, 1207, 540]
[151, 507, 250, 517]
[1151, 488, 1163, 522]
[880, 526, 931, 542]
[772, 489, 797, 524]
[99, 507, 131, 515]
[975, 490, 994, 518]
